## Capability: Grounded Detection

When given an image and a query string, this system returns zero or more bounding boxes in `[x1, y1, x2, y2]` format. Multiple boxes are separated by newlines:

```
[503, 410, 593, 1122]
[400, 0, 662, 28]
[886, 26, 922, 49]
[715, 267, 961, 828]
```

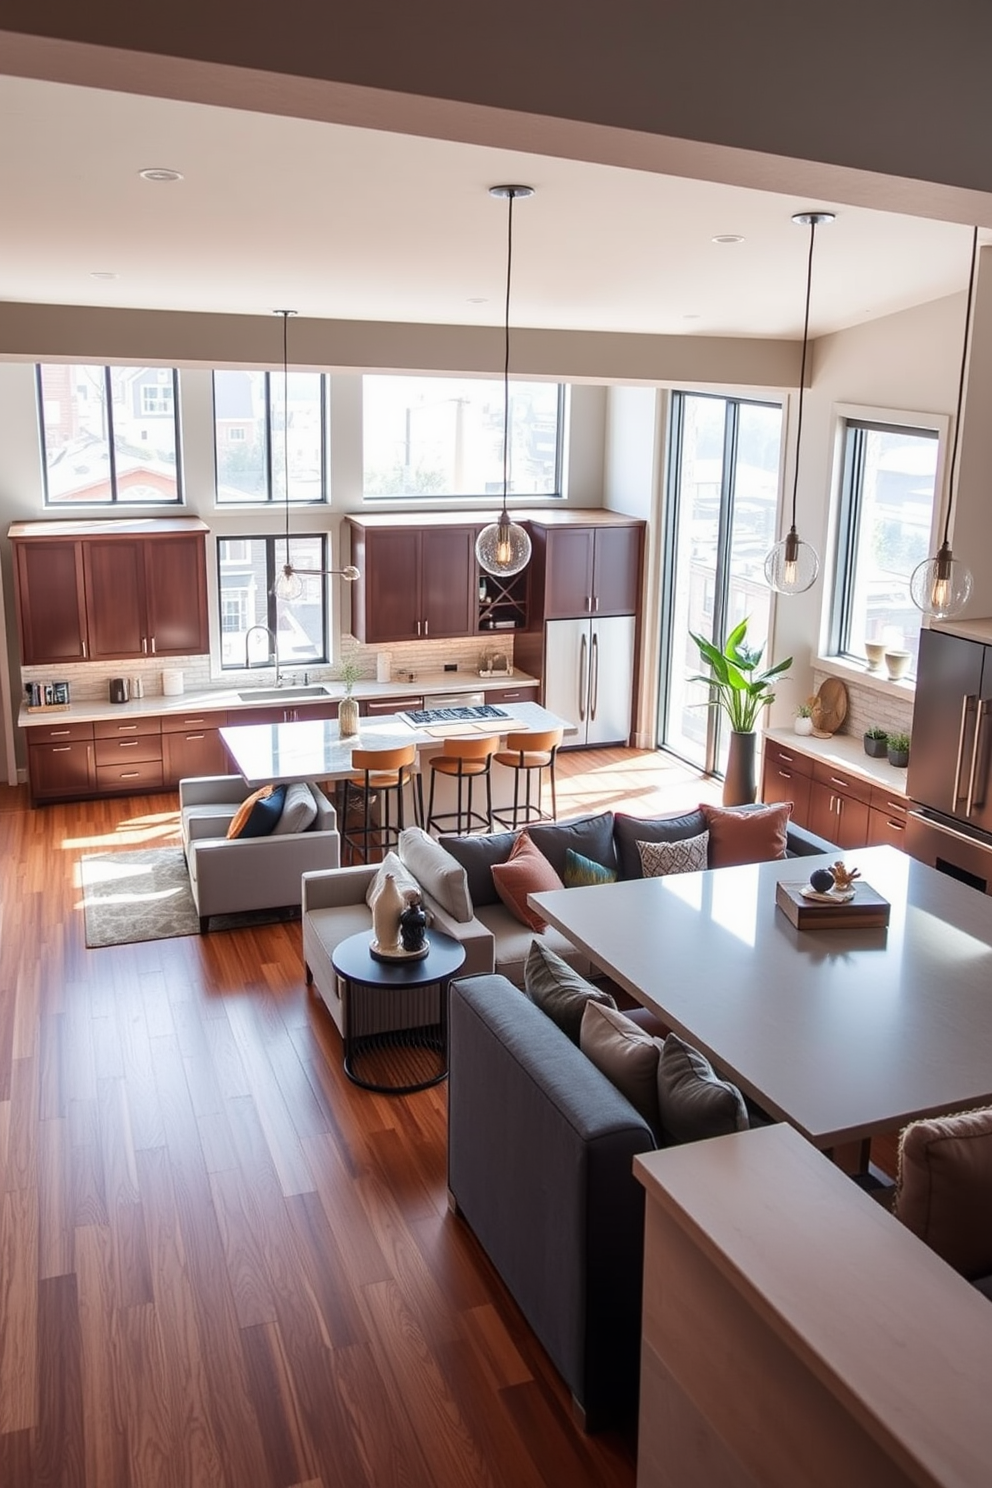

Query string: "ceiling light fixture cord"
[789, 219, 817, 533]
[282, 308, 292, 565]
[942, 225, 978, 551]
[501, 188, 513, 523]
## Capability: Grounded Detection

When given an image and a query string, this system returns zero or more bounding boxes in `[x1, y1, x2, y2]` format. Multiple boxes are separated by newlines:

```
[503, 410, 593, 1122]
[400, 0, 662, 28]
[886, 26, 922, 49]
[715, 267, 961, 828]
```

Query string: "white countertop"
[17, 669, 539, 729]
[764, 727, 911, 796]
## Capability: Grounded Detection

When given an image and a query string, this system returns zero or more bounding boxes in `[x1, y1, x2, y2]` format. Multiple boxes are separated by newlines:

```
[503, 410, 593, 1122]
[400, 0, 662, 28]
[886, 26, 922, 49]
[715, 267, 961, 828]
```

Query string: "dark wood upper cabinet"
[14, 539, 89, 664]
[541, 523, 642, 619]
[10, 518, 210, 667]
[349, 520, 477, 644]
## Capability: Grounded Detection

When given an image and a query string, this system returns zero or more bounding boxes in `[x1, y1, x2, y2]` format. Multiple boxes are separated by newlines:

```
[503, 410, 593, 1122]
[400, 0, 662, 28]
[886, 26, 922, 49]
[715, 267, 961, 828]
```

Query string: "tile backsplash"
[812, 667, 915, 740]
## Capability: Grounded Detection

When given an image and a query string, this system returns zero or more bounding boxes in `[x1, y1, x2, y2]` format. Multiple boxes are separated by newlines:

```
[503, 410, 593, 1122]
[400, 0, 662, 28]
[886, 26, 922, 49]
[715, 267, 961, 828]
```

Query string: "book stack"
[775, 879, 890, 931]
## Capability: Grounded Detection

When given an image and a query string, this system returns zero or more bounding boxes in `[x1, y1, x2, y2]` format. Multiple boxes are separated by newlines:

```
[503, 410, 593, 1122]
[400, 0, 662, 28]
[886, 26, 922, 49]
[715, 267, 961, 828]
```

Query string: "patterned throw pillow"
[562, 847, 619, 888]
[225, 784, 287, 839]
[637, 831, 709, 877]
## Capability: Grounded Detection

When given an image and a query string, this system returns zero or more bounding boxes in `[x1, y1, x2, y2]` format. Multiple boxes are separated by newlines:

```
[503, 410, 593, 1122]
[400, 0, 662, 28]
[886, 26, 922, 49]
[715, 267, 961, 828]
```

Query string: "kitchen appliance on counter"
[906, 625, 992, 893]
[400, 699, 509, 726]
[108, 677, 129, 704]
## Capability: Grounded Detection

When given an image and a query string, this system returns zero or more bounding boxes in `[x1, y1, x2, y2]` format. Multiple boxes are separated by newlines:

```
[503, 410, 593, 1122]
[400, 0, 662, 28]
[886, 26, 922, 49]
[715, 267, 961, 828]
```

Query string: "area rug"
[79, 846, 299, 948]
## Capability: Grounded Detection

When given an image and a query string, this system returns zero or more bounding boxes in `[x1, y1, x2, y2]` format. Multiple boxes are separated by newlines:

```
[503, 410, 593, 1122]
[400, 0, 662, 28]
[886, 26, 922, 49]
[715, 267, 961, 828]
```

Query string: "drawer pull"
[829, 775, 850, 788]
[117, 725, 138, 733]
[777, 769, 793, 780]
[884, 800, 905, 813]
[776, 751, 795, 764]
[185, 733, 206, 742]
[887, 818, 905, 831]
[501, 691, 521, 699]
[119, 741, 139, 749]
[52, 746, 71, 753]
[120, 771, 141, 779]
[50, 729, 71, 737]
[182, 718, 206, 727]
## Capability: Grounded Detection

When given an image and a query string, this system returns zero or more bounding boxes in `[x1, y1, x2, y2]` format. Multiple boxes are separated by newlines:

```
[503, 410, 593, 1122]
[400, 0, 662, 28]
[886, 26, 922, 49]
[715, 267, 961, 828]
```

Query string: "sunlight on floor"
[60, 808, 182, 853]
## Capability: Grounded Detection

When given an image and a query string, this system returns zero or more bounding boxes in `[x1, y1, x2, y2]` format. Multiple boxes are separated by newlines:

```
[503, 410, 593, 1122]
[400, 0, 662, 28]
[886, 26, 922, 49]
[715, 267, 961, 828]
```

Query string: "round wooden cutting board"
[812, 676, 848, 736]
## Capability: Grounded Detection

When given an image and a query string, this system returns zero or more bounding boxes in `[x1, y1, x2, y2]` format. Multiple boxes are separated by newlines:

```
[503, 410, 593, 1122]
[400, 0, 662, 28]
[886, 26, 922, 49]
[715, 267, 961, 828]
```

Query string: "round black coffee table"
[331, 928, 466, 1093]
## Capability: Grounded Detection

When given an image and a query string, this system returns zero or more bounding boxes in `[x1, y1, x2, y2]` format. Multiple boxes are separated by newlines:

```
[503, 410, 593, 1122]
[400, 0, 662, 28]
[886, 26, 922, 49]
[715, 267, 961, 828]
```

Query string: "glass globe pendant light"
[476, 185, 534, 579]
[910, 226, 977, 621]
[270, 308, 361, 599]
[764, 211, 835, 595]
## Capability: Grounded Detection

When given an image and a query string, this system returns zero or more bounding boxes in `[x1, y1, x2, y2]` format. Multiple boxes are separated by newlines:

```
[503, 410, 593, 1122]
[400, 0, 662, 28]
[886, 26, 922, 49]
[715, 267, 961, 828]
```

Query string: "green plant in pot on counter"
[336, 653, 363, 738]
[864, 724, 889, 759]
[690, 618, 792, 804]
[886, 730, 911, 767]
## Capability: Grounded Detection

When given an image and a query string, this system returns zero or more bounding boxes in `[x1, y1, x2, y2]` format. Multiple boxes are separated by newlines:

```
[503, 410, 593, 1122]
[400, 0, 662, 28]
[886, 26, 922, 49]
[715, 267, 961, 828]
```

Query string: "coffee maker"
[108, 677, 129, 704]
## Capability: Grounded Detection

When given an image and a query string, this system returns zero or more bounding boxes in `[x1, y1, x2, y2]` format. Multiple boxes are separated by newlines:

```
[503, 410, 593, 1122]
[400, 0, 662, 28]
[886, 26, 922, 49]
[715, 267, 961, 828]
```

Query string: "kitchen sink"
[236, 685, 334, 702]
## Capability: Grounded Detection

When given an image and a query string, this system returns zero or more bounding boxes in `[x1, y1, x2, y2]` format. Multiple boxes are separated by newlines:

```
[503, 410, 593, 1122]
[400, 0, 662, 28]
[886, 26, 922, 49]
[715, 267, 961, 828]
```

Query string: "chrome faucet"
[244, 624, 282, 687]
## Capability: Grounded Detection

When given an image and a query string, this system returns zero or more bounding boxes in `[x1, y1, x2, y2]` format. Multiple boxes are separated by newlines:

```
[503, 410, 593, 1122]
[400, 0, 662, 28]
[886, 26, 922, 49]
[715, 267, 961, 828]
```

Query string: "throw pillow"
[895, 1106, 992, 1280]
[365, 851, 422, 912]
[637, 831, 709, 878]
[579, 1001, 662, 1134]
[614, 809, 709, 880]
[271, 780, 318, 835]
[524, 938, 617, 1043]
[700, 802, 791, 869]
[438, 830, 517, 908]
[398, 827, 473, 922]
[562, 848, 618, 888]
[490, 831, 564, 932]
[528, 812, 617, 880]
[656, 1033, 749, 1144]
[226, 783, 287, 839]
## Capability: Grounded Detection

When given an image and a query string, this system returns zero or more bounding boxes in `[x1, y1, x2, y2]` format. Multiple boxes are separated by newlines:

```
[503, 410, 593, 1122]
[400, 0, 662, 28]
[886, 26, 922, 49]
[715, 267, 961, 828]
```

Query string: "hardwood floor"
[0, 748, 726, 1487]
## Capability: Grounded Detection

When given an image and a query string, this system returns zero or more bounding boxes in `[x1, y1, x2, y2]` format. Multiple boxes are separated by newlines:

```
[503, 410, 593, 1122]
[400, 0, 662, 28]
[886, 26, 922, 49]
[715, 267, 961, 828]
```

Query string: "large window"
[660, 392, 783, 773]
[830, 418, 939, 679]
[37, 365, 181, 504]
[213, 370, 327, 504]
[362, 375, 564, 499]
[216, 536, 328, 670]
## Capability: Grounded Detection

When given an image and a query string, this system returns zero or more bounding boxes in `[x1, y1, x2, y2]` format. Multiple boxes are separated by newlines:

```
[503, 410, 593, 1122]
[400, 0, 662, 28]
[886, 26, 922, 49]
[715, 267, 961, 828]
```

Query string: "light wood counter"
[634, 1124, 992, 1488]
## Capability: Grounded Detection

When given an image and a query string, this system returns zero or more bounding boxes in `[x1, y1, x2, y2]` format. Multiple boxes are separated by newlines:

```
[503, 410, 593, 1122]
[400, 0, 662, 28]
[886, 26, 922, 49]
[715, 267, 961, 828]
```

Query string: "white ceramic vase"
[794, 715, 814, 736]
[339, 694, 360, 738]
[372, 871, 404, 954]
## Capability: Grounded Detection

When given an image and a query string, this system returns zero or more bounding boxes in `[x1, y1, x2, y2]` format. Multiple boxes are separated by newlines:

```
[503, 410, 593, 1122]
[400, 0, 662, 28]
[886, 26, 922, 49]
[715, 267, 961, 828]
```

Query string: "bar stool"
[342, 743, 420, 864]
[426, 734, 499, 836]
[492, 727, 562, 830]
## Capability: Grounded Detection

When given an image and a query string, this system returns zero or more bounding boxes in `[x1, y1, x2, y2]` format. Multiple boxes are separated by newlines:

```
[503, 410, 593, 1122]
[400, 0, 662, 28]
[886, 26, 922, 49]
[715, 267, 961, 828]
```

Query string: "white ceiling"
[0, 72, 979, 341]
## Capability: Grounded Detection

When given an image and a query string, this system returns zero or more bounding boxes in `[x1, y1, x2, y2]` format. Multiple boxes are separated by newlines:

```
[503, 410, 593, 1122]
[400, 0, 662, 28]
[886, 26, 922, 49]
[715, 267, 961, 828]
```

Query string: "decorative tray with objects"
[776, 861, 890, 930]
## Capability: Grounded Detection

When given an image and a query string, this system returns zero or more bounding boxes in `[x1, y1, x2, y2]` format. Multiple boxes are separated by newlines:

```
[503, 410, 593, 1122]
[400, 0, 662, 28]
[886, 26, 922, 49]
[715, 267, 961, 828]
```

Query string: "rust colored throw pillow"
[700, 802, 792, 868]
[490, 831, 564, 932]
[895, 1106, 992, 1280]
[226, 784, 286, 839]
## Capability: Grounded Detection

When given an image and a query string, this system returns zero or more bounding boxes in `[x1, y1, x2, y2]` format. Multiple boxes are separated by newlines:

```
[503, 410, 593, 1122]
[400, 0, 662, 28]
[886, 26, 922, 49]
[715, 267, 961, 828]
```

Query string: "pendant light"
[475, 184, 534, 579]
[909, 227, 977, 620]
[764, 210, 835, 595]
[270, 309, 361, 601]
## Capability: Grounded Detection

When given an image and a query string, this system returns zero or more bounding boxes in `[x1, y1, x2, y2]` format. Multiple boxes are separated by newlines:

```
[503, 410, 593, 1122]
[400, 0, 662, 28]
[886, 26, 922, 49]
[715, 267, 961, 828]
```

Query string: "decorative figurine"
[830, 861, 861, 892]
[399, 892, 428, 954]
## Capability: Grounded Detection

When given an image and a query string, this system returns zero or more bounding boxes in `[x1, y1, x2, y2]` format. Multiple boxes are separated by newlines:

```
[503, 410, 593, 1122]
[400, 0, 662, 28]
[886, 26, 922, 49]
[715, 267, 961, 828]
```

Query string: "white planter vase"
[794, 716, 814, 736]
[338, 694, 360, 738]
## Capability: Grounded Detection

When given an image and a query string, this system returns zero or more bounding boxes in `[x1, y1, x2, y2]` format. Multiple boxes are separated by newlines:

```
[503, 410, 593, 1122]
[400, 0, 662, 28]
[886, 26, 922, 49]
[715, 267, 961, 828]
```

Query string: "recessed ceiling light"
[712, 234, 744, 244]
[90, 271, 119, 281]
[139, 167, 184, 183]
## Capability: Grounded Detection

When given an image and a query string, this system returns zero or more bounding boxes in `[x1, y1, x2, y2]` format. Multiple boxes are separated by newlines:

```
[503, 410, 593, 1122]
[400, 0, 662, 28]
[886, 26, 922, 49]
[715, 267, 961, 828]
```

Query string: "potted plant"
[887, 730, 910, 768]
[794, 700, 815, 736]
[864, 725, 889, 759]
[336, 653, 363, 739]
[690, 618, 792, 805]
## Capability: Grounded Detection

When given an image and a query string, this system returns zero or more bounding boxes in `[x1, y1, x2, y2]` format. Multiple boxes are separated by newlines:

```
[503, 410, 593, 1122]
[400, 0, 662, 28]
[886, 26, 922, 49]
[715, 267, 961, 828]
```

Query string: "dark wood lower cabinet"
[28, 738, 95, 801]
[808, 780, 871, 850]
[163, 728, 230, 785]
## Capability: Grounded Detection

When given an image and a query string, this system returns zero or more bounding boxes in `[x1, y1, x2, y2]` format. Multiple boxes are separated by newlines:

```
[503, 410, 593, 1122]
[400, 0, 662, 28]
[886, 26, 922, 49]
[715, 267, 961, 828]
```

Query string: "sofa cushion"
[438, 830, 516, 909]
[305, 901, 374, 959]
[562, 848, 618, 888]
[656, 1033, 749, 1144]
[226, 783, 287, 839]
[895, 1106, 992, 1280]
[638, 831, 709, 878]
[491, 831, 564, 932]
[528, 811, 617, 879]
[524, 938, 617, 1043]
[580, 1001, 661, 1136]
[701, 802, 791, 868]
[272, 781, 318, 835]
[614, 809, 708, 880]
[475, 902, 595, 986]
[398, 827, 473, 922]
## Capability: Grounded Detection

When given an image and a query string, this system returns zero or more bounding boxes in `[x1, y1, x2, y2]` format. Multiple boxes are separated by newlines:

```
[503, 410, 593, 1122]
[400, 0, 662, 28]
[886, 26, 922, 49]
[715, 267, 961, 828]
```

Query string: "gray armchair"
[179, 775, 340, 931]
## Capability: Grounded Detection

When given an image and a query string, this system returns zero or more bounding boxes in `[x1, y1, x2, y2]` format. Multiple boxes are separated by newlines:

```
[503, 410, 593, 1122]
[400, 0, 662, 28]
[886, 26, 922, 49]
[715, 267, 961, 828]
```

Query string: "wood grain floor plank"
[3, 1054, 39, 1195]
[458, 1301, 534, 1392]
[0, 1185, 39, 1434]
[74, 1223, 132, 1488]
[38, 1013, 64, 1123]
[37, 1117, 72, 1282]
[224, 1001, 316, 1198]
[240, 1320, 317, 1488]
[35, 1271, 85, 1488]
[208, 1164, 278, 1330]
[284, 1189, 369, 1350]
[116, 990, 167, 1154]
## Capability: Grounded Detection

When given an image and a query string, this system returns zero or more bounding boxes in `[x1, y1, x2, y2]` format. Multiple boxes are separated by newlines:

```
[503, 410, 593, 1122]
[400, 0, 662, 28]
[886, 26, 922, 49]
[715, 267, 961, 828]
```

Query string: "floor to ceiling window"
[659, 391, 783, 774]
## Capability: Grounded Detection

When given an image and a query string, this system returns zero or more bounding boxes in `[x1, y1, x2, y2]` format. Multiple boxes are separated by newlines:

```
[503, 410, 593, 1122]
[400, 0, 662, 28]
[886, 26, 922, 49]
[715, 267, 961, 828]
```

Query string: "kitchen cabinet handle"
[424, 619, 429, 637]
[416, 620, 421, 637]
[966, 698, 992, 815]
[828, 775, 850, 788]
[182, 718, 206, 727]
[52, 746, 71, 754]
[590, 632, 600, 720]
[150, 637, 156, 655]
[120, 771, 141, 779]
[776, 751, 795, 764]
[185, 733, 206, 741]
[501, 690, 521, 700]
[887, 818, 905, 831]
[953, 694, 976, 804]
[118, 724, 138, 732]
[777, 769, 793, 780]
[50, 729, 70, 737]
[142, 637, 148, 654]
[119, 741, 139, 749]
[578, 633, 588, 722]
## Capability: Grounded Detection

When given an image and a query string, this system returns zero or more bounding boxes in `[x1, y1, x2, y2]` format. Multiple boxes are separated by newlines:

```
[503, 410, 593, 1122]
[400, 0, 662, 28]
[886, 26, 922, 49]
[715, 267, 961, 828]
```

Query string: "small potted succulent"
[794, 700, 815, 736]
[886, 730, 911, 768]
[863, 725, 889, 759]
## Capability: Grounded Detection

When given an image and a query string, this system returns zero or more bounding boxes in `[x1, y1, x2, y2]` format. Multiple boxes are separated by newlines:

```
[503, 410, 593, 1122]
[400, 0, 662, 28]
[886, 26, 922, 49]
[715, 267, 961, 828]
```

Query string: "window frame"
[37, 364, 183, 507]
[360, 374, 566, 502]
[826, 405, 948, 678]
[215, 534, 329, 671]
[212, 370, 329, 506]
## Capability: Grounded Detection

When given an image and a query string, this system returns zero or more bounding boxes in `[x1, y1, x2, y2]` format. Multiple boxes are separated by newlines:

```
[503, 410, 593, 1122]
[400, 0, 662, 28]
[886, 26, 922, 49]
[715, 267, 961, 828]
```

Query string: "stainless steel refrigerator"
[906, 625, 992, 892]
[544, 615, 635, 747]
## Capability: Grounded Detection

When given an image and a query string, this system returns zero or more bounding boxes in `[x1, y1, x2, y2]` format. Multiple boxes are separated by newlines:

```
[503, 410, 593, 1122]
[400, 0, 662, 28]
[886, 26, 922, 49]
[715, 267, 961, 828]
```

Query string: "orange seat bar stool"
[492, 727, 563, 830]
[426, 734, 499, 837]
[342, 742, 420, 864]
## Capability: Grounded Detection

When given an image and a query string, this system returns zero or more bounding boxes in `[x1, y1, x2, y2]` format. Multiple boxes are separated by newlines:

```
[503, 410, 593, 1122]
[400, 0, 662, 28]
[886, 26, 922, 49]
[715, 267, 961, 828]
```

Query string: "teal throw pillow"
[562, 847, 618, 888]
